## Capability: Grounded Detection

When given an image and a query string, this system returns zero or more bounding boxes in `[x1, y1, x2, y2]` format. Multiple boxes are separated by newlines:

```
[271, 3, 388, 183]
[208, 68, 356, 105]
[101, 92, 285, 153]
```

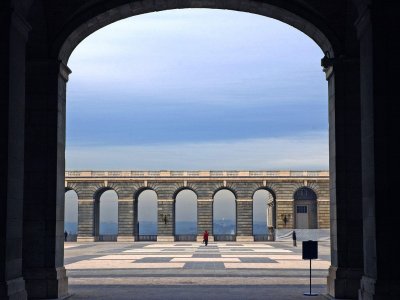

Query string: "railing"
[137, 235, 157, 241]
[175, 235, 197, 241]
[65, 170, 329, 178]
[214, 235, 236, 241]
[254, 234, 272, 241]
[98, 235, 118, 241]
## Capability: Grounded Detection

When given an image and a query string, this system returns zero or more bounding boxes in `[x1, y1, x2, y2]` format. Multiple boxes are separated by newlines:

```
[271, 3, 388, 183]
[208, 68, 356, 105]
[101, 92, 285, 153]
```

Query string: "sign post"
[302, 240, 318, 296]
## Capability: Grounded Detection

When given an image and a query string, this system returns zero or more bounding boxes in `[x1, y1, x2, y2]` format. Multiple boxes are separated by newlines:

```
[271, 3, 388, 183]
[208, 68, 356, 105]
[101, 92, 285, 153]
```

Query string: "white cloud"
[66, 131, 328, 170]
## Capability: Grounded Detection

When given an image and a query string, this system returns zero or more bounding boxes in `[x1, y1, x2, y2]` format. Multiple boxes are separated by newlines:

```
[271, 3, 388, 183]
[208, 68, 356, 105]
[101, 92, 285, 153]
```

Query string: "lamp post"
[281, 214, 291, 228]
[162, 214, 168, 225]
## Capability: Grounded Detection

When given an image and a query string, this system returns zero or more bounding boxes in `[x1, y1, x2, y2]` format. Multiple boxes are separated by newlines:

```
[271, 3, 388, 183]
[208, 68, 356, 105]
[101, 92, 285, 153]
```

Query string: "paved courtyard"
[65, 241, 331, 300]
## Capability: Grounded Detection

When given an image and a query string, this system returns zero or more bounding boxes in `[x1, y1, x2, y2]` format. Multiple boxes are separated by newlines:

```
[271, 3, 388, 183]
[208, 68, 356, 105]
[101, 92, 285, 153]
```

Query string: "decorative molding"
[59, 62, 72, 82]
[11, 11, 31, 39]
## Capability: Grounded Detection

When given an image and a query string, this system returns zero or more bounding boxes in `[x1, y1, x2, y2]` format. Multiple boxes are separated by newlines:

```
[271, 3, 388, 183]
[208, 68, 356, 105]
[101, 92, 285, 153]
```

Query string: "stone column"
[157, 199, 175, 242]
[0, 9, 29, 299]
[267, 203, 273, 228]
[267, 202, 275, 240]
[197, 199, 214, 242]
[22, 59, 70, 298]
[236, 199, 254, 242]
[356, 3, 400, 299]
[324, 56, 364, 298]
[77, 199, 97, 242]
[317, 200, 330, 229]
[117, 198, 135, 242]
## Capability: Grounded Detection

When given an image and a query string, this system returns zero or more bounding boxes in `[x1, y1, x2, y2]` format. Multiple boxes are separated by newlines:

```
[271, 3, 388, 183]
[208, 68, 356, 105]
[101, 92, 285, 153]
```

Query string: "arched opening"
[253, 189, 275, 241]
[96, 189, 118, 241]
[293, 187, 318, 229]
[137, 189, 158, 241]
[65, 7, 330, 244]
[175, 189, 197, 241]
[64, 189, 78, 242]
[213, 189, 236, 241]
[58, 6, 339, 298]
[16, 0, 368, 298]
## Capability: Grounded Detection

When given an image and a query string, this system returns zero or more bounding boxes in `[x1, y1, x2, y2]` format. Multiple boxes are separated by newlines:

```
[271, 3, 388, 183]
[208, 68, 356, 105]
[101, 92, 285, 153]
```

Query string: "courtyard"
[65, 241, 330, 299]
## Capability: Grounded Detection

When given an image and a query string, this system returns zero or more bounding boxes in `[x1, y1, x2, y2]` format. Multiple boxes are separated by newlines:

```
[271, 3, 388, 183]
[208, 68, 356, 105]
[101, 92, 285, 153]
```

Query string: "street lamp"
[281, 214, 291, 227]
[162, 214, 168, 225]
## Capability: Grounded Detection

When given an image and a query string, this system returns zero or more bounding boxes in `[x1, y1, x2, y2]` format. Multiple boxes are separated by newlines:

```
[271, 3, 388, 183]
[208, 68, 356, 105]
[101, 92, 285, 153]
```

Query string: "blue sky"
[66, 9, 328, 170]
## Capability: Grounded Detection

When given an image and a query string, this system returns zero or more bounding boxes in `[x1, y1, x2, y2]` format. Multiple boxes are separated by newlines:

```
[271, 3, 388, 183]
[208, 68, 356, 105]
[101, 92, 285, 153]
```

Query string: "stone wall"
[65, 171, 330, 241]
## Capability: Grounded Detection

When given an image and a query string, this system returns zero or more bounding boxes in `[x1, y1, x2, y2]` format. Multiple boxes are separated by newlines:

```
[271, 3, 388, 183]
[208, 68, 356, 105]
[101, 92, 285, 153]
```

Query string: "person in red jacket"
[203, 230, 209, 246]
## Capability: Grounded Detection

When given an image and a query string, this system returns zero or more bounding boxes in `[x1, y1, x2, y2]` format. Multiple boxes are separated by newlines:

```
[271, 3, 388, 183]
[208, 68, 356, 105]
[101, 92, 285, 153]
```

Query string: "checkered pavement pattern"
[65, 243, 330, 270]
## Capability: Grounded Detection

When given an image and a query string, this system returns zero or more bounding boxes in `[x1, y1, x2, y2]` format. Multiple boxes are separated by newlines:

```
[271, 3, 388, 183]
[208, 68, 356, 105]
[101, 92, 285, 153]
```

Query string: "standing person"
[292, 230, 297, 247]
[203, 230, 209, 246]
[64, 230, 68, 242]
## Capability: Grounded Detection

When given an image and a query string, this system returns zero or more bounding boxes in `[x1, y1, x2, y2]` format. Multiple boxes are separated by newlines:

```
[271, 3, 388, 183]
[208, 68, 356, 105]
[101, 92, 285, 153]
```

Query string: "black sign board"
[302, 240, 318, 260]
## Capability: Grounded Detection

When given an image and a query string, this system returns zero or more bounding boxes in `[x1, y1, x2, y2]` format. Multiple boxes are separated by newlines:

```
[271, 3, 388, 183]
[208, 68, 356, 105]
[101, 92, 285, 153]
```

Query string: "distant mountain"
[65, 220, 269, 235]
[253, 221, 268, 235]
[138, 221, 157, 235]
[65, 222, 77, 234]
[175, 221, 197, 234]
[213, 219, 236, 234]
[100, 222, 118, 235]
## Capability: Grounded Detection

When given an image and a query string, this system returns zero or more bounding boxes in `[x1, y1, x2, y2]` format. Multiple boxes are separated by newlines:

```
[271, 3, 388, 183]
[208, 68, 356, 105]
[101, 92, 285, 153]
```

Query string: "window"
[297, 205, 308, 213]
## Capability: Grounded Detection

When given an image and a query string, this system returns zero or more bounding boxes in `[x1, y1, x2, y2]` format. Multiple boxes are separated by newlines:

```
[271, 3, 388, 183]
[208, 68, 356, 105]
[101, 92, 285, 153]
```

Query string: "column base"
[196, 235, 214, 242]
[359, 275, 400, 300]
[24, 267, 68, 299]
[327, 266, 362, 299]
[236, 236, 254, 242]
[157, 236, 175, 242]
[0, 277, 27, 300]
[76, 236, 97, 242]
[117, 236, 135, 242]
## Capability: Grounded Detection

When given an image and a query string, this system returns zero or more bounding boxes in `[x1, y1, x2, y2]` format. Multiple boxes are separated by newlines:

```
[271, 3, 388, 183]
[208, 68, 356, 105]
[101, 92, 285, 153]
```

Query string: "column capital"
[27, 59, 71, 82]
[322, 54, 360, 80]
[59, 61, 72, 82]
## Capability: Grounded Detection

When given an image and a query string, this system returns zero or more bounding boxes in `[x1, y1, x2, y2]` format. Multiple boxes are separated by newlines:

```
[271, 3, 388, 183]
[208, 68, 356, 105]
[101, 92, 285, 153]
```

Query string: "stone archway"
[18, 1, 365, 299]
[135, 188, 158, 241]
[213, 189, 237, 241]
[253, 188, 276, 240]
[174, 189, 198, 241]
[64, 189, 78, 241]
[96, 189, 119, 241]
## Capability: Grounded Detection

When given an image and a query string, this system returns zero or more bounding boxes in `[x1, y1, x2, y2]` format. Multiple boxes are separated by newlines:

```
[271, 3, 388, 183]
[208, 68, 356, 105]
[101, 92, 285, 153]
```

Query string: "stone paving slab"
[183, 262, 226, 269]
[171, 257, 240, 262]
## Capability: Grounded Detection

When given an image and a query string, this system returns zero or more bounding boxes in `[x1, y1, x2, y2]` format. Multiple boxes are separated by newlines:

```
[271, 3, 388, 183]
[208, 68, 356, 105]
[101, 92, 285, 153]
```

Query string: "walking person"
[203, 230, 209, 246]
[292, 230, 297, 247]
[64, 230, 68, 242]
